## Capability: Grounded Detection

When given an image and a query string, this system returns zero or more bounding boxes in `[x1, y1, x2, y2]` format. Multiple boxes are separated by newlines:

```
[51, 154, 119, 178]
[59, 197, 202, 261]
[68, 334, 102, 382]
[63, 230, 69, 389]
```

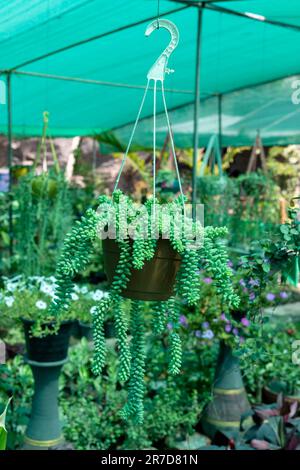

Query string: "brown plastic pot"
[102, 238, 181, 301]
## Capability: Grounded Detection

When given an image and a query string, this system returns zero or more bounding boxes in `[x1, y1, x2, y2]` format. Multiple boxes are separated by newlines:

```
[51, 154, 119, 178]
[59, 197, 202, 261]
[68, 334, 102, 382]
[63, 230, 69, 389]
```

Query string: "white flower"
[80, 286, 88, 294]
[71, 292, 79, 301]
[35, 300, 47, 310]
[90, 306, 98, 315]
[92, 290, 104, 301]
[74, 284, 81, 293]
[6, 282, 16, 292]
[5, 296, 14, 307]
[40, 282, 55, 296]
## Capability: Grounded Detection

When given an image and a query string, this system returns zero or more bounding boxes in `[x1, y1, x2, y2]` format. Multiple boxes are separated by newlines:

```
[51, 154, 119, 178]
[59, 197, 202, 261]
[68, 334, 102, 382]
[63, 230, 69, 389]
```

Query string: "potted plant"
[69, 284, 111, 340]
[47, 189, 240, 423]
[0, 276, 74, 449]
[199, 399, 300, 450]
[242, 398, 300, 450]
[181, 271, 253, 437]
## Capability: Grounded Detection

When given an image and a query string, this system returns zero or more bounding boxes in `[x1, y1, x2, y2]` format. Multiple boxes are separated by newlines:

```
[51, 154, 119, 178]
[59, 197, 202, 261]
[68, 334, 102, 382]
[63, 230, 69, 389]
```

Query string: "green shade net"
[0, 0, 299, 146]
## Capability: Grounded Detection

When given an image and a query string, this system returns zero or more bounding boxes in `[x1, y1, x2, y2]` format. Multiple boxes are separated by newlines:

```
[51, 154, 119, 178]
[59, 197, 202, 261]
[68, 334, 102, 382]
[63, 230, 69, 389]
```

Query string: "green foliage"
[121, 301, 146, 424]
[0, 193, 11, 274]
[197, 176, 237, 227]
[49, 204, 108, 320]
[1, 338, 212, 450]
[240, 323, 300, 401]
[0, 397, 12, 450]
[235, 171, 281, 224]
[243, 400, 300, 450]
[267, 145, 300, 198]
[0, 276, 75, 337]
[48, 190, 238, 423]
[111, 298, 131, 382]
[0, 355, 34, 450]
[201, 227, 240, 308]
[14, 169, 73, 276]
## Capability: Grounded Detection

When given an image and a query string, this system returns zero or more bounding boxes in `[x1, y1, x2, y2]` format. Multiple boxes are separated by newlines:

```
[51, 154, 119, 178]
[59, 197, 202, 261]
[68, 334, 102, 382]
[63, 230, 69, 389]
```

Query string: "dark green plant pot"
[103, 238, 181, 301]
[78, 321, 93, 341]
[201, 341, 252, 439]
[22, 319, 73, 363]
[71, 320, 82, 339]
[22, 320, 73, 449]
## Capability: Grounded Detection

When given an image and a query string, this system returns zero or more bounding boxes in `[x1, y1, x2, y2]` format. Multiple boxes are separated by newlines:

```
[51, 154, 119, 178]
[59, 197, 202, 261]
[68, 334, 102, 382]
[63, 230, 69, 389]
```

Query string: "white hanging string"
[161, 81, 185, 214]
[152, 80, 157, 221]
[113, 80, 150, 192]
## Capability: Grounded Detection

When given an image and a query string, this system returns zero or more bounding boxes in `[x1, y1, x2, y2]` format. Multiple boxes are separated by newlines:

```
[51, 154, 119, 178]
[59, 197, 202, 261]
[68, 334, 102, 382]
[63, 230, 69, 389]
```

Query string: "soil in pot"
[22, 319, 74, 363]
[102, 238, 181, 301]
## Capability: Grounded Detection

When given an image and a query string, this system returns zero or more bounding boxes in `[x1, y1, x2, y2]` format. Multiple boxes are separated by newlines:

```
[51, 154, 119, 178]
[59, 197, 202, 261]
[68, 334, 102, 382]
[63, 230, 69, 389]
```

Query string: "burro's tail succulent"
[49, 191, 239, 423]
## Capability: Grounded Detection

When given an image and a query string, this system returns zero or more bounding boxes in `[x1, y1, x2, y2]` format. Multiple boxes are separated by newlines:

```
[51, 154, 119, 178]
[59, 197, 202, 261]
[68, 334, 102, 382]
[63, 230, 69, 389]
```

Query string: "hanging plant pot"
[201, 341, 252, 438]
[102, 238, 181, 301]
[31, 175, 58, 199]
[22, 319, 73, 450]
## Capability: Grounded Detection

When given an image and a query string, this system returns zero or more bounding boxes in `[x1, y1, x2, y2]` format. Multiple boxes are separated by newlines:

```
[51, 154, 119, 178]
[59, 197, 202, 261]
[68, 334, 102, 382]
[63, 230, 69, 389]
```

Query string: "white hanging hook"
[145, 19, 179, 82]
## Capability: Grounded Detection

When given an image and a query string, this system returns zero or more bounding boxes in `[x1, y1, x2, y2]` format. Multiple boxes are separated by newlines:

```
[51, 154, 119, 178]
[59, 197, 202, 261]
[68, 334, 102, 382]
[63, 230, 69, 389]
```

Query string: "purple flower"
[167, 322, 173, 330]
[239, 336, 245, 344]
[202, 329, 214, 339]
[195, 330, 202, 338]
[241, 317, 250, 327]
[202, 321, 210, 329]
[220, 313, 227, 321]
[232, 327, 239, 336]
[249, 292, 255, 301]
[225, 324, 232, 333]
[227, 260, 233, 268]
[249, 278, 260, 287]
[266, 293, 276, 302]
[179, 315, 188, 327]
[203, 277, 212, 284]
[279, 291, 288, 299]
[239, 279, 246, 287]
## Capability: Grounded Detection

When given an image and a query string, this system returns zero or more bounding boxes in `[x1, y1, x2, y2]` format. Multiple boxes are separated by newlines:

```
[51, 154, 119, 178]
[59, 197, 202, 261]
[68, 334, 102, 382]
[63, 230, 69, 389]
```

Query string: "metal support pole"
[217, 93, 223, 154]
[6, 72, 13, 258]
[192, 5, 204, 219]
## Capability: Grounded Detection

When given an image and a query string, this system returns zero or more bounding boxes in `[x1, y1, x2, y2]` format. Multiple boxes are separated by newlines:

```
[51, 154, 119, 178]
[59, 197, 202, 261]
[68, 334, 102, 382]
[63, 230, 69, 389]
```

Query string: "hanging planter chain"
[113, 19, 185, 214]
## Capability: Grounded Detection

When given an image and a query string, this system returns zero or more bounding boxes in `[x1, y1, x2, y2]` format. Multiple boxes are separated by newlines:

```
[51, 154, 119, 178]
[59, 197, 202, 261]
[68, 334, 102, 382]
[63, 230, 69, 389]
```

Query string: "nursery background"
[1, 0, 300, 452]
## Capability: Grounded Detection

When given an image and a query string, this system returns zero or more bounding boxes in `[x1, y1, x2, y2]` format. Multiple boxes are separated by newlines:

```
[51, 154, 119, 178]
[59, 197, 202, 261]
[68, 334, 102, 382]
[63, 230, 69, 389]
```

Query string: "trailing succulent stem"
[92, 298, 108, 376]
[166, 297, 182, 375]
[120, 300, 146, 424]
[113, 297, 131, 382]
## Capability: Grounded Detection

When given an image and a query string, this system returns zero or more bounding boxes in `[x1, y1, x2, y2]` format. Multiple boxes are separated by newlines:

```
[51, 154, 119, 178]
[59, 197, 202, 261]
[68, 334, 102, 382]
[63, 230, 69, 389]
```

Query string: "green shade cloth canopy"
[0, 0, 300, 146]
